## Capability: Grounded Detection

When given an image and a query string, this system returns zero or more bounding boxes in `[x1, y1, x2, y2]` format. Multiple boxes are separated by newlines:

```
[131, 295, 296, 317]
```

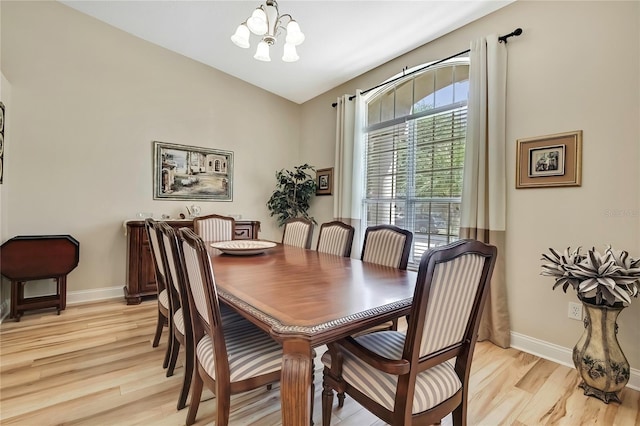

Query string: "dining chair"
[144, 218, 173, 370]
[177, 228, 283, 426]
[321, 239, 497, 426]
[282, 217, 314, 249]
[192, 213, 235, 242]
[316, 221, 355, 257]
[158, 222, 246, 410]
[361, 224, 413, 269]
[359, 224, 414, 332]
[157, 222, 193, 409]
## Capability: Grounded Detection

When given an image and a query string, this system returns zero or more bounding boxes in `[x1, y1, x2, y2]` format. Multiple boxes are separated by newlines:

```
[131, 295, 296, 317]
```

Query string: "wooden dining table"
[207, 242, 417, 426]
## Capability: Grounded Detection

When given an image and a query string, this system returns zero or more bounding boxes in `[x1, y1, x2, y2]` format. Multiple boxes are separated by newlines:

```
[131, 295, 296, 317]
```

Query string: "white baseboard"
[67, 286, 124, 305]
[511, 331, 640, 391]
[0, 286, 124, 324]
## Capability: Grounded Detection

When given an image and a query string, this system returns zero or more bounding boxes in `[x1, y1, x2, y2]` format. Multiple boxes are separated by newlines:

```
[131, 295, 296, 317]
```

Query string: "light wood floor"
[1, 300, 638, 425]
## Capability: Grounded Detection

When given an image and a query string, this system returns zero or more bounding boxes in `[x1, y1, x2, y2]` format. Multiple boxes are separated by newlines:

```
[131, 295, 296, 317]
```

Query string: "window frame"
[360, 58, 470, 268]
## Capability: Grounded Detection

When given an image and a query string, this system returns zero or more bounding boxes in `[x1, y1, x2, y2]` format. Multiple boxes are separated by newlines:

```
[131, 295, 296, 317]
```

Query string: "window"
[363, 60, 469, 268]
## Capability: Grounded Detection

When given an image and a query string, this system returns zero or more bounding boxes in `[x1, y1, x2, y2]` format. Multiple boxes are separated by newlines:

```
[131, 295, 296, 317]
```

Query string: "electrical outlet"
[568, 302, 583, 321]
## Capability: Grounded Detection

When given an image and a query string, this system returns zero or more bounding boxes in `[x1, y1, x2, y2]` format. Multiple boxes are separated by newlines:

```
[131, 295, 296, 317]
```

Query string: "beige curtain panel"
[460, 34, 511, 348]
[333, 92, 363, 255]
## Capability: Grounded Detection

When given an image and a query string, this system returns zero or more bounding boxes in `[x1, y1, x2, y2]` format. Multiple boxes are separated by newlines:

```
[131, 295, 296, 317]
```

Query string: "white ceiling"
[59, 1, 514, 104]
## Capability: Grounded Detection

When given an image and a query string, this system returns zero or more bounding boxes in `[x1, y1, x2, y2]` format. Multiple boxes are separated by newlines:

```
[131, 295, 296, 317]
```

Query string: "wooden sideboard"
[123, 219, 260, 305]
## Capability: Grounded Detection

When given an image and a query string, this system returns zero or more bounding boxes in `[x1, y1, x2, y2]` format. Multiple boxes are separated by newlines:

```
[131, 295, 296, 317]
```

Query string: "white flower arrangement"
[541, 246, 640, 306]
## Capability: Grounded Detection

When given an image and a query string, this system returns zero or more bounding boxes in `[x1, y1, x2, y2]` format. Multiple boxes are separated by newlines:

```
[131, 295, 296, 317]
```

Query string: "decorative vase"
[572, 299, 630, 403]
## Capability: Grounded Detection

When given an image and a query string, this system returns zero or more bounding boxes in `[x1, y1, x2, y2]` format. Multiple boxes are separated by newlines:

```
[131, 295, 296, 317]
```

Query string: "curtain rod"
[331, 28, 522, 107]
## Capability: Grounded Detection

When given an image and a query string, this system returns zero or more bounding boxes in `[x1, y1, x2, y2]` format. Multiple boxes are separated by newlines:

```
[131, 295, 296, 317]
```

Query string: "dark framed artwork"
[0, 101, 4, 184]
[316, 167, 333, 196]
[516, 130, 582, 189]
[153, 141, 233, 201]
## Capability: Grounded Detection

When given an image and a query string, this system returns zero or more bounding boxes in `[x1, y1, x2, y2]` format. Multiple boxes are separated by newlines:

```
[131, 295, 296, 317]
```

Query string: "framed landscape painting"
[153, 141, 233, 201]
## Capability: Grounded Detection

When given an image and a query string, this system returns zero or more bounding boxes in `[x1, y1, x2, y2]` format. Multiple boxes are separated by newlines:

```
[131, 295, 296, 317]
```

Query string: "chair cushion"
[196, 319, 282, 382]
[158, 289, 170, 310]
[174, 308, 185, 334]
[321, 331, 461, 414]
[220, 303, 245, 324]
[174, 304, 245, 336]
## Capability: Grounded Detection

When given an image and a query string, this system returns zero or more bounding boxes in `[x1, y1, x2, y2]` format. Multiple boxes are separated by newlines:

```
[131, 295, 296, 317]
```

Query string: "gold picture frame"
[316, 167, 333, 196]
[516, 130, 582, 189]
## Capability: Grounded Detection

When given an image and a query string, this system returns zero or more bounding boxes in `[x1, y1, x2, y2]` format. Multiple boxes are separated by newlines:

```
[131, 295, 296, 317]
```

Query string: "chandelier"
[231, 0, 305, 62]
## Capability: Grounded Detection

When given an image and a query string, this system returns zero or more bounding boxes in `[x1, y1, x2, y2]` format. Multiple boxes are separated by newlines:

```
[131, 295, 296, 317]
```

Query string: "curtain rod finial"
[499, 27, 523, 43]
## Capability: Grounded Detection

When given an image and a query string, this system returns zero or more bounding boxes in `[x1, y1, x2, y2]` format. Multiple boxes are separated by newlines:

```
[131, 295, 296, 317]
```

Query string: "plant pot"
[572, 299, 630, 403]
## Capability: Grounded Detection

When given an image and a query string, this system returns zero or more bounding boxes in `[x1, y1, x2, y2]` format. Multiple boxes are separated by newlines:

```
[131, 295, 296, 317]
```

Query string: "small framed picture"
[0, 101, 4, 185]
[516, 130, 582, 189]
[316, 167, 333, 196]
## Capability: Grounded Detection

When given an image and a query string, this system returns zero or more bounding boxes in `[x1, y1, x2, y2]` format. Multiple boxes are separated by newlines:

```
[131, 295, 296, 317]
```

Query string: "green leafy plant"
[266, 164, 317, 226]
[541, 246, 640, 306]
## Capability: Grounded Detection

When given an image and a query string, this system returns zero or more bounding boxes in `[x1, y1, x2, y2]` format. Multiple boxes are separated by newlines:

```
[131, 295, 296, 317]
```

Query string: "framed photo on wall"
[516, 130, 582, 189]
[153, 141, 233, 201]
[316, 167, 333, 196]
[0, 101, 4, 184]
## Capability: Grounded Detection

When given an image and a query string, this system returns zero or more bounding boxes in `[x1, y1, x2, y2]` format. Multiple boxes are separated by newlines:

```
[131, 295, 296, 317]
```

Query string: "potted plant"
[266, 163, 317, 226]
[541, 246, 640, 403]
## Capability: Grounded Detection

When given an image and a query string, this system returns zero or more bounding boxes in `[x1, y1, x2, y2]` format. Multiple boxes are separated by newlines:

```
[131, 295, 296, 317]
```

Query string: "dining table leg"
[281, 338, 312, 426]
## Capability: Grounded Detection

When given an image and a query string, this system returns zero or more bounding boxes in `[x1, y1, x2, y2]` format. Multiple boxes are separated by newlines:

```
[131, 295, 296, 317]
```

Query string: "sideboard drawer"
[234, 221, 260, 239]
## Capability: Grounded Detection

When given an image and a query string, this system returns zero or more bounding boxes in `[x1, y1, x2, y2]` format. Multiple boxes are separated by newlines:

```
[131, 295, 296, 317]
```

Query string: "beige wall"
[0, 72, 11, 319]
[301, 1, 640, 369]
[1, 1, 301, 293]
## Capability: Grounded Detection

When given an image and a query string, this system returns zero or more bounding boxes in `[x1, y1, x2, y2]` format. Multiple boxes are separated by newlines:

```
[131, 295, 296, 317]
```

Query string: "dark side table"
[0, 235, 79, 321]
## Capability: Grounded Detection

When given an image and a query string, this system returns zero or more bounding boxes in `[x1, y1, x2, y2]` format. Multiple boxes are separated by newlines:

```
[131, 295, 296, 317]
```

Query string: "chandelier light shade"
[231, 24, 251, 49]
[254, 40, 271, 62]
[231, 0, 304, 62]
[282, 43, 299, 62]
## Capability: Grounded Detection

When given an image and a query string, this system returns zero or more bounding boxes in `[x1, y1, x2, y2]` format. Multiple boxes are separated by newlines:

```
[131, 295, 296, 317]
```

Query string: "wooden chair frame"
[157, 221, 195, 410]
[144, 219, 172, 369]
[322, 239, 497, 426]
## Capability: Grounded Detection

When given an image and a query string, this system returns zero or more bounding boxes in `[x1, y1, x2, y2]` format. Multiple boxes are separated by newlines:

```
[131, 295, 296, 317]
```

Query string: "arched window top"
[366, 58, 469, 129]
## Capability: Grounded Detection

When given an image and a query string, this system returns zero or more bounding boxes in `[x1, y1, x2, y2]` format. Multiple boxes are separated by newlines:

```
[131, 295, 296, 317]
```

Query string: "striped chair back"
[159, 222, 190, 322]
[361, 225, 413, 269]
[316, 221, 355, 257]
[409, 239, 497, 358]
[282, 218, 314, 249]
[179, 229, 224, 334]
[161, 225, 181, 298]
[418, 252, 486, 356]
[193, 214, 235, 242]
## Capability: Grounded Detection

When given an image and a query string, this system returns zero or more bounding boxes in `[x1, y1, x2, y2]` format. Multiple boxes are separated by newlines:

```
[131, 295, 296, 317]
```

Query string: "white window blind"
[363, 62, 468, 268]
